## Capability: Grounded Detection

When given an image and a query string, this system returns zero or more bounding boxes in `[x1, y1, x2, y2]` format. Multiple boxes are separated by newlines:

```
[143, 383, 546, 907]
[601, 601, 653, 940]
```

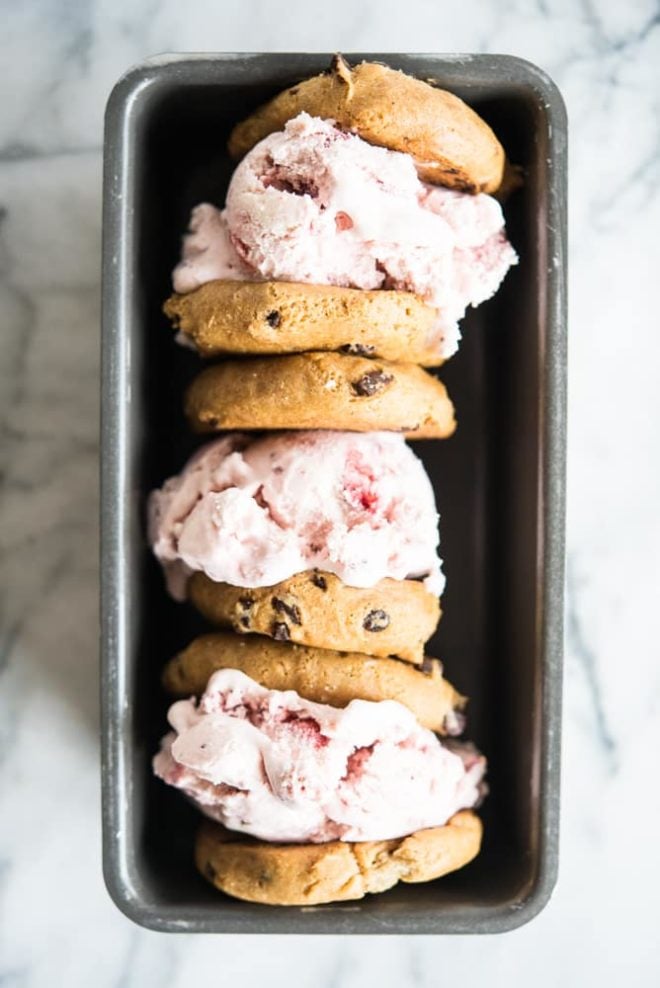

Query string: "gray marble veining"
[1, 0, 660, 984]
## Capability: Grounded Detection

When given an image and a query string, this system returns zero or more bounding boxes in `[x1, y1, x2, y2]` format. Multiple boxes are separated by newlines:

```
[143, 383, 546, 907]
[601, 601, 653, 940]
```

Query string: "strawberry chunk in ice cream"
[148, 430, 444, 599]
[172, 113, 517, 357]
[153, 669, 486, 843]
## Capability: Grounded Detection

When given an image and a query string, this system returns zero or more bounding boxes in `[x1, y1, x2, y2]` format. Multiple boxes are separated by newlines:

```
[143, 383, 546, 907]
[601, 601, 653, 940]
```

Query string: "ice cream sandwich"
[154, 668, 486, 904]
[168, 110, 516, 362]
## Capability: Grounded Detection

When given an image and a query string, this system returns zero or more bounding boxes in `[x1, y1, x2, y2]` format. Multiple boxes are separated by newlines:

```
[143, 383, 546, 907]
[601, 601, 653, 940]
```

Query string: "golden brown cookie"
[229, 56, 505, 194]
[195, 811, 482, 905]
[184, 352, 456, 439]
[188, 571, 440, 665]
[164, 279, 443, 366]
[162, 631, 465, 734]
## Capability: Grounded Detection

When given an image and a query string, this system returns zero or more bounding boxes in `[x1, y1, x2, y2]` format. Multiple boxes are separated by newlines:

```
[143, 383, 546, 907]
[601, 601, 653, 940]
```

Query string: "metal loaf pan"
[101, 53, 567, 934]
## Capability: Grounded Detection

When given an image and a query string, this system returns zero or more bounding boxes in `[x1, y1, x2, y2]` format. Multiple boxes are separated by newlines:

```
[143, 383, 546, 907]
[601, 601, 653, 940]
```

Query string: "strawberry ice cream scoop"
[173, 113, 517, 357]
[148, 430, 444, 599]
[153, 669, 486, 843]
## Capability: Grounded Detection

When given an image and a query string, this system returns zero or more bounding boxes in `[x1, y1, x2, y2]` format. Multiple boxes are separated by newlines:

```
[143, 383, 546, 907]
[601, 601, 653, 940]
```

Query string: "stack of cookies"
[148, 57, 517, 906]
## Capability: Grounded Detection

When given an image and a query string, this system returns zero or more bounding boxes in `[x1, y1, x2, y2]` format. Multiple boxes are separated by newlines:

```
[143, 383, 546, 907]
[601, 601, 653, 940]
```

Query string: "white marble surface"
[1, 0, 660, 983]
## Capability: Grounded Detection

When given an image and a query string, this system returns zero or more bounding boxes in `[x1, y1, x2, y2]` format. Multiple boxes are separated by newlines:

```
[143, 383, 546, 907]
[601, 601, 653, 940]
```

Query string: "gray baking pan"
[100, 53, 567, 934]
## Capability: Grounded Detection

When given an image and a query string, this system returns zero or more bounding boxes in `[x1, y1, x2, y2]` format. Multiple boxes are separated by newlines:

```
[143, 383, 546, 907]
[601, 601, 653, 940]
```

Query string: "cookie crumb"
[265, 310, 281, 327]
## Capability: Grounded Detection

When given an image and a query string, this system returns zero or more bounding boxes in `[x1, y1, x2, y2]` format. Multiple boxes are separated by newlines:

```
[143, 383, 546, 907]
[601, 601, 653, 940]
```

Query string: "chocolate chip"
[204, 862, 217, 882]
[238, 596, 254, 610]
[363, 609, 390, 632]
[311, 572, 327, 591]
[239, 616, 251, 629]
[265, 310, 281, 327]
[288, 86, 299, 96]
[271, 621, 290, 641]
[351, 370, 394, 397]
[272, 597, 301, 625]
[340, 343, 375, 357]
[206, 416, 219, 428]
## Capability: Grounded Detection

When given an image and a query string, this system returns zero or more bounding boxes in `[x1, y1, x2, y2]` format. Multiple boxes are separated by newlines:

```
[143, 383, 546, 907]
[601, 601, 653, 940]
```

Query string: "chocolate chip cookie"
[195, 811, 482, 905]
[164, 279, 443, 365]
[184, 352, 456, 438]
[188, 570, 440, 665]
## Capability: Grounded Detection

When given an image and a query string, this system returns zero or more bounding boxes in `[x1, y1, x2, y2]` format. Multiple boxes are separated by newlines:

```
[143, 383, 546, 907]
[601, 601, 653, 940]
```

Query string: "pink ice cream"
[148, 430, 444, 599]
[173, 202, 253, 292]
[172, 113, 517, 357]
[153, 669, 486, 843]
